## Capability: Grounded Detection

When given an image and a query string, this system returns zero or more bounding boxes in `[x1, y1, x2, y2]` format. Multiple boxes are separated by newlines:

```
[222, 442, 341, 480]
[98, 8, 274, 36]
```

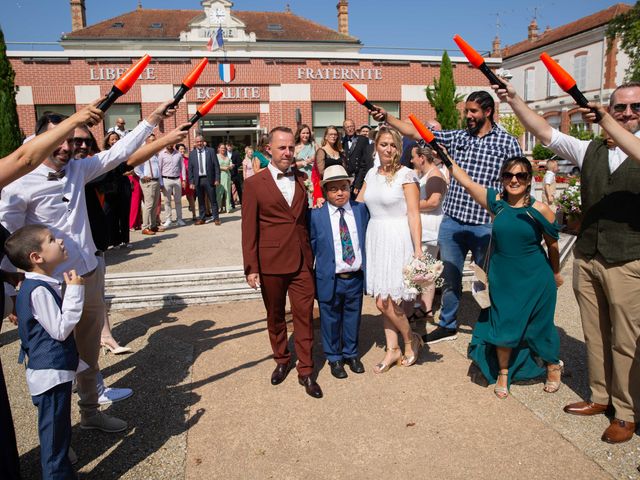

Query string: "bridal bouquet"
[403, 252, 444, 295]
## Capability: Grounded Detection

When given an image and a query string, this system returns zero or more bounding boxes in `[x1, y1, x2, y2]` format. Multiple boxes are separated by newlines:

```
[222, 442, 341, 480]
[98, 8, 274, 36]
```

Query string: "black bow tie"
[47, 170, 65, 181]
[277, 171, 294, 179]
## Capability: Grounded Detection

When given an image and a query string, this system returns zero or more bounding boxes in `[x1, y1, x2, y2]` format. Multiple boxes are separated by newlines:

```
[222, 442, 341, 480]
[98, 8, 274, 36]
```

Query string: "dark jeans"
[196, 177, 219, 221]
[437, 215, 492, 329]
[104, 186, 131, 246]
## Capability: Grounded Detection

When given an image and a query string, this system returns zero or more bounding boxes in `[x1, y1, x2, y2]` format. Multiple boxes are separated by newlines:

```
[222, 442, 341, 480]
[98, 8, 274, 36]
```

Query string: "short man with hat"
[310, 165, 369, 379]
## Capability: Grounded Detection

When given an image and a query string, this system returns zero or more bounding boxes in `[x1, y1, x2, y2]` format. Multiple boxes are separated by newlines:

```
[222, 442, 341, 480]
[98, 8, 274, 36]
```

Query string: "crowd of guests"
[0, 78, 639, 479]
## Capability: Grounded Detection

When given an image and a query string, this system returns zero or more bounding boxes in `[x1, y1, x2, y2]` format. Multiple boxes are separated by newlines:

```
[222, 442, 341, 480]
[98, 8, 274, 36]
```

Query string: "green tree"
[426, 51, 464, 129]
[532, 143, 554, 160]
[606, 1, 640, 82]
[0, 27, 21, 158]
[499, 114, 525, 139]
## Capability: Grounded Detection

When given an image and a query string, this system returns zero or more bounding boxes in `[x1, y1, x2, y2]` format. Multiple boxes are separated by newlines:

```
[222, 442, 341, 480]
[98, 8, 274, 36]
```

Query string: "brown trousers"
[260, 265, 315, 377]
[73, 256, 106, 417]
[573, 252, 640, 422]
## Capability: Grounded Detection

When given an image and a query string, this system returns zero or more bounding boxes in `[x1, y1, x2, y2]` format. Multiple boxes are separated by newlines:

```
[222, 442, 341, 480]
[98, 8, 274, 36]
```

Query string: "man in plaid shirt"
[371, 91, 522, 343]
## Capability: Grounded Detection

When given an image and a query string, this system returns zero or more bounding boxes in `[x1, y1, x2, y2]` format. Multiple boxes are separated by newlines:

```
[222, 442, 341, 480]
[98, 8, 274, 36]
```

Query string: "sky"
[1, 0, 627, 54]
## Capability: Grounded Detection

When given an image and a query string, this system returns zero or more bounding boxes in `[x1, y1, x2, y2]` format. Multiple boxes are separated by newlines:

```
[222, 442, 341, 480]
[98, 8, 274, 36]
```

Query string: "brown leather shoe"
[270, 363, 291, 385]
[563, 401, 608, 416]
[214, 219, 221, 226]
[141, 228, 155, 235]
[602, 419, 636, 444]
[194, 219, 205, 225]
[298, 375, 323, 399]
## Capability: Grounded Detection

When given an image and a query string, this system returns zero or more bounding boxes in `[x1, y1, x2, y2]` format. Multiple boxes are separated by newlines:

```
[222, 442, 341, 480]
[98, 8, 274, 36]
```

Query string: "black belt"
[337, 270, 362, 279]
[199, 175, 207, 178]
[162, 176, 180, 179]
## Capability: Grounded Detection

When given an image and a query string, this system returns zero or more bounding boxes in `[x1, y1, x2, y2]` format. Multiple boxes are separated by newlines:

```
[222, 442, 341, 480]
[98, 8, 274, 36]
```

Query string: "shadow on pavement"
[16, 297, 268, 479]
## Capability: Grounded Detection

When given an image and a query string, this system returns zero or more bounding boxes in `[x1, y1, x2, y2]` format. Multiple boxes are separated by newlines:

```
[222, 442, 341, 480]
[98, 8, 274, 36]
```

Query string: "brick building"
[8, 0, 500, 148]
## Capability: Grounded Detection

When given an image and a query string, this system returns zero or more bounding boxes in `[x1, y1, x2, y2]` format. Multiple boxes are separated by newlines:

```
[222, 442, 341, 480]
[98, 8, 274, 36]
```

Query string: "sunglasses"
[501, 172, 530, 182]
[612, 103, 640, 113]
[71, 137, 92, 147]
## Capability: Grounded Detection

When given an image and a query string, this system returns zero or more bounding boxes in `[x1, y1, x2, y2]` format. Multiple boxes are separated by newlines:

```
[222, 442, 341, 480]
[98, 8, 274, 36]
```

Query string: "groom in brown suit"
[241, 126, 322, 399]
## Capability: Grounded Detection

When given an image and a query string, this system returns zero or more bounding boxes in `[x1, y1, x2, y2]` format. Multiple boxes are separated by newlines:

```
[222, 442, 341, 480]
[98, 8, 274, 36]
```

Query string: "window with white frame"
[574, 54, 587, 91]
[368, 102, 400, 127]
[547, 70, 560, 97]
[525, 68, 535, 101]
[312, 102, 345, 144]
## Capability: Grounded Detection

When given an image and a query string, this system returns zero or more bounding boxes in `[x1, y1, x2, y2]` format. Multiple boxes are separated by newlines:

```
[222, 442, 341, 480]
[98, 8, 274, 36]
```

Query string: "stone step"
[104, 234, 576, 310]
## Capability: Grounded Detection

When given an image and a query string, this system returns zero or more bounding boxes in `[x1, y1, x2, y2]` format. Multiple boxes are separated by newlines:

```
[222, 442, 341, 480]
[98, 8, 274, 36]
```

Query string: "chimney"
[70, 0, 86, 32]
[337, 0, 349, 36]
[528, 18, 538, 41]
[491, 36, 501, 57]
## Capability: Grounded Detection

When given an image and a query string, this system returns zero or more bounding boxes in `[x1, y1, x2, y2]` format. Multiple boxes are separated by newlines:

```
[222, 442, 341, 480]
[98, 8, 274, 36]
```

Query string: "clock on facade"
[209, 7, 226, 24]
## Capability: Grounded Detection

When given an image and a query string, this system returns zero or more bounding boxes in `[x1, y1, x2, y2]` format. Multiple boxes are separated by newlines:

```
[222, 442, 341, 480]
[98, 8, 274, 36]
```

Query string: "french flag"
[207, 27, 224, 51]
[218, 63, 235, 83]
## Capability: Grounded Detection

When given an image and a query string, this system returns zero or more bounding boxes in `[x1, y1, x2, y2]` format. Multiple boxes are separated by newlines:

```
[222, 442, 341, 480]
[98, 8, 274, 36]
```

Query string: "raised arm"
[447, 155, 489, 211]
[492, 79, 553, 146]
[369, 106, 422, 141]
[0, 100, 103, 188]
[126, 125, 190, 168]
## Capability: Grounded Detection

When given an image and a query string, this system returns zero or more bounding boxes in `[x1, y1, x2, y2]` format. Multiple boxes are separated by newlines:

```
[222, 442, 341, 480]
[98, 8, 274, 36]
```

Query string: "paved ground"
[2, 203, 639, 479]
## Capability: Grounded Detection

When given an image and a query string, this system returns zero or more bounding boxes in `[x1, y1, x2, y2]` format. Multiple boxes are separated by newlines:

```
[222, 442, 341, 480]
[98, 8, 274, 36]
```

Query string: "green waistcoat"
[577, 138, 640, 263]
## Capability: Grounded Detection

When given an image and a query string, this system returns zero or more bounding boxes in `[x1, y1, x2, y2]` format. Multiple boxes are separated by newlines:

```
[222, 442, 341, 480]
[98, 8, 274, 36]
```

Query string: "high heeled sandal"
[494, 371, 509, 399]
[373, 346, 403, 374]
[101, 337, 133, 355]
[543, 360, 564, 393]
[401, 333, 423, 367]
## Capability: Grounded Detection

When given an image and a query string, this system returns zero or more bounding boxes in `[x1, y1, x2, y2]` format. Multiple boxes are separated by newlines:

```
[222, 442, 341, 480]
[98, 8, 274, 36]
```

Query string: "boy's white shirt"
[23, 271, 88, 396]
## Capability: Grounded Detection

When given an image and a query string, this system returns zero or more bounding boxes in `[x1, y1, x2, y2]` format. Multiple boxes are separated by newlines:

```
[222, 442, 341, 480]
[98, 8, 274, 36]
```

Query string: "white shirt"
[195, 148, 207, 176]
[543, 170, 556, 185]
[134, 153, 163, 186]
[546, 128, 640, 174]
[108, 126, 128, 138]
[268, 162, 295, 206]
[328, 202, 362, 273]
[0, 120, 155, 283]
[23, 272, 87, 396]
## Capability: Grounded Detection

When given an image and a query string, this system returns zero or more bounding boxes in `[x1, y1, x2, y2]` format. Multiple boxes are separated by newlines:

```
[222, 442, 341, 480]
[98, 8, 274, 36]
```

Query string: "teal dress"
[468, 188, 560, 386]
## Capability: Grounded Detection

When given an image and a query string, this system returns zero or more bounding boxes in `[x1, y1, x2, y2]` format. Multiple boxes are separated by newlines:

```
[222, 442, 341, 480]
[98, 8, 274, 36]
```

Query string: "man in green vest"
[493, 80, 640, 444]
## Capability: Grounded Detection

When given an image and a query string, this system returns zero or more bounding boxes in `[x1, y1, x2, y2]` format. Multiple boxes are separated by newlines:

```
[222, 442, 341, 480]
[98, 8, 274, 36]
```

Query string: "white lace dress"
[363, 166, 419, 302]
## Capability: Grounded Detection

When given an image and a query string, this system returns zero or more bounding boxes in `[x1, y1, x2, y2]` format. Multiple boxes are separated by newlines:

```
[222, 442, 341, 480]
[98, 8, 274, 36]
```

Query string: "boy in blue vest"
[5, 224, 85, 479]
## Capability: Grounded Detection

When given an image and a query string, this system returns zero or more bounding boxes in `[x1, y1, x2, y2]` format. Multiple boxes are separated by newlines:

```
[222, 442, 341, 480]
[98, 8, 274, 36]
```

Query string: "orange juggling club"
[453, 34, 505, 89]
[540, 52, 601, 121]
[343, 82, 377, 111]
[408, 114, 452, 168]
[165, 57, 209, 113]
[183, 91, 224, 130]
[98, 54, 152, 112]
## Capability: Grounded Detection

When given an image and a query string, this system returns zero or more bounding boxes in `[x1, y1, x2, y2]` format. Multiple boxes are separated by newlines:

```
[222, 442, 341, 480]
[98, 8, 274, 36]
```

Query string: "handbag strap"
[481, 207, 503, 273]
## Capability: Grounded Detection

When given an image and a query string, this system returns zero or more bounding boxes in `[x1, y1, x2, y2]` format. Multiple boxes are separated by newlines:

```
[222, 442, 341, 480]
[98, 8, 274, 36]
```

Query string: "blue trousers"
[437, 215, 492, 330]
[32, 381, 74, 480]
[318, 274, 364, 362]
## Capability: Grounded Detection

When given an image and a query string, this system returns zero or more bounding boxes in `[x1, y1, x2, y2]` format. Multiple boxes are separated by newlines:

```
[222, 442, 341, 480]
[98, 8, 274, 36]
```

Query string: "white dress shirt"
[134, 153, 163, 186]
[0, 120, 155, 282]
[328, 202, 362, 273]
[196, 148, 207, 176]
[268, 162, 295, 206]
[546, 128, 640, 174]
[23, 272, 87, 396]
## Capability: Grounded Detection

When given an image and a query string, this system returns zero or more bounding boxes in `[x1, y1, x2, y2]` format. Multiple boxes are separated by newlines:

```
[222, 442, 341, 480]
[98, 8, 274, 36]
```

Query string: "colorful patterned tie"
[338, 207, 355, 265]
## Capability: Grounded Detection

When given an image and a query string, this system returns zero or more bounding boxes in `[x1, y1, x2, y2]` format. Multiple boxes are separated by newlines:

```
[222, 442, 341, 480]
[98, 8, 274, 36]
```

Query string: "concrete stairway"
[105, 234, 577, 310]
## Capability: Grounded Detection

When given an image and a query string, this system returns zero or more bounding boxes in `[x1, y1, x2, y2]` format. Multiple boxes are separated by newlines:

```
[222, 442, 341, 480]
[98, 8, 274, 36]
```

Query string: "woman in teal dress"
[216, 143, 232, 213]
[447, 155, 563, 399]
[252, 134, 271, 174]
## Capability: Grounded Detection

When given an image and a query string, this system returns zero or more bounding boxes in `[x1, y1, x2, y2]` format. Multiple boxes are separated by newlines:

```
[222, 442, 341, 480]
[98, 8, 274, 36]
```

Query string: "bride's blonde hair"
[375, 126, 403, 175]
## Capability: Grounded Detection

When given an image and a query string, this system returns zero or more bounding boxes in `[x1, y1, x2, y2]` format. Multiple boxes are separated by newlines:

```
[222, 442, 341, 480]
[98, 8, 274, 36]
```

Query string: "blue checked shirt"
[421, 124, 522, 225]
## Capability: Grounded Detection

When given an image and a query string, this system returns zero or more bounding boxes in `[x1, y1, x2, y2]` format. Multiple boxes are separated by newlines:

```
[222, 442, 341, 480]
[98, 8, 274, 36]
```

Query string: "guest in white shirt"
[543, 159, 558, 211]
[0, 99, 187, 434]
[134, 135, 164, 235]
[107, 117, 128, 138]
[158, 143, 187, 227]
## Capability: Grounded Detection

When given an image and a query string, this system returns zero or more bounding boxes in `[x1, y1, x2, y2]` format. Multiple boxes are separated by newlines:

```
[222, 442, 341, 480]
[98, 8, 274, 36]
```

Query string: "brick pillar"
[604, 36, 618, 90]
[70, 0, 86, 32]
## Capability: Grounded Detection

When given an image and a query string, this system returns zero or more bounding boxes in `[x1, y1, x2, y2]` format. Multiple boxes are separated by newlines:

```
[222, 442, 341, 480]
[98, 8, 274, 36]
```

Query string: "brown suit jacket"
[242, 167, 313, 276]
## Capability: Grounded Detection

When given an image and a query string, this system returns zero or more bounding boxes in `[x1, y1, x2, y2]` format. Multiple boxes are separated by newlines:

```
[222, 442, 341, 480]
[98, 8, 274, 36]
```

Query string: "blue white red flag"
[207, 27, 224, 51]
[218, 63, 235, 83]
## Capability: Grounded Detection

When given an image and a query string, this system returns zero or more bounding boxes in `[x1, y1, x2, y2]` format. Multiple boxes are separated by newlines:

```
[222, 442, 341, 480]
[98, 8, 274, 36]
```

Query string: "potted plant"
[556, 177, 581, 233]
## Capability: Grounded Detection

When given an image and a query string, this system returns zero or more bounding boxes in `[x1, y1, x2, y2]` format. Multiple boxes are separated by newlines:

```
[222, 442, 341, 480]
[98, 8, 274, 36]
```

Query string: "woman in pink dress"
[178, 143, 196, 221]
[242, 146, 255, 179]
